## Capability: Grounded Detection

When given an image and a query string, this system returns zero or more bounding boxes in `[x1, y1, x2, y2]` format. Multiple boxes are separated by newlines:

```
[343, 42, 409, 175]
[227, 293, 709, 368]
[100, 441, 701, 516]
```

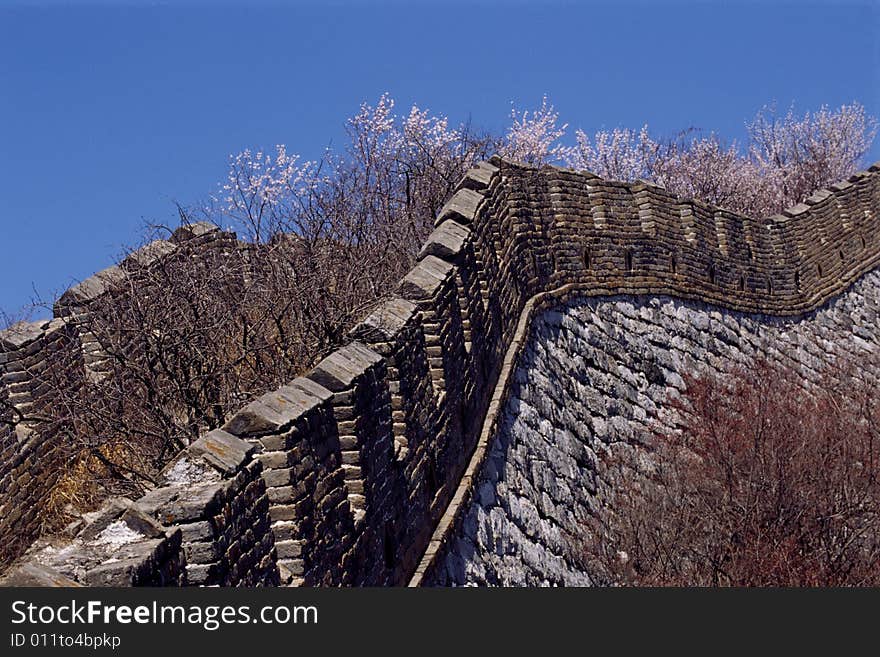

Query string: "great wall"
[1, 155, 878, 586]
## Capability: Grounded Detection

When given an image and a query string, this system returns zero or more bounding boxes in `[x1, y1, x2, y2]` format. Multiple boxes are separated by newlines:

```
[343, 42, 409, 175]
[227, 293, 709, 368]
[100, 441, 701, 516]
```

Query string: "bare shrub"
[17, 98, 495, 509]
[583, 358, 880, 586]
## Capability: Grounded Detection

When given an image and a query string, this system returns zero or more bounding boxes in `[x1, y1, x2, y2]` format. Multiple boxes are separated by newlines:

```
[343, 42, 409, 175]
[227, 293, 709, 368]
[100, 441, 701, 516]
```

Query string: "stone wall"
[138, 429, 280, 587]
[1, 429, 278, 587]
[233, 157, 879, 586]
[426, 269, 880, 585]
[0, 318, 84, 565]
[0, 222, 238, 569]
[0, 498, 186, 587]
[2, 156, 879, 586]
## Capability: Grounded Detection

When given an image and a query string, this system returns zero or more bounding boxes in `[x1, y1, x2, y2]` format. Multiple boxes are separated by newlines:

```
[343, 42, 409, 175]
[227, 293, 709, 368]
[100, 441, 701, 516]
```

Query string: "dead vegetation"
[582, 357, 880, 586]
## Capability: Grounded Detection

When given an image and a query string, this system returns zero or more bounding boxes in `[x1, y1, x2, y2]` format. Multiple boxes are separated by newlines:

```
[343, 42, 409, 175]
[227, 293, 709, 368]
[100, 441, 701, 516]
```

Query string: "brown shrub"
[584, 358, 880, 586]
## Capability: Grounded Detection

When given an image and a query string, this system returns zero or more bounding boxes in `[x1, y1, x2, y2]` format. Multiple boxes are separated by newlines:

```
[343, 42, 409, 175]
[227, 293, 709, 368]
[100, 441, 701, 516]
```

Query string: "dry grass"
[39, 442, 145, 536]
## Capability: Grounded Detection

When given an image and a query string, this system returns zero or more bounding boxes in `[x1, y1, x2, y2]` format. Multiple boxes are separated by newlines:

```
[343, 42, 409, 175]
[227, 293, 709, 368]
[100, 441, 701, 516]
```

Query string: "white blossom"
[500, 95, 573, 165]
[569, 125, 657, 181]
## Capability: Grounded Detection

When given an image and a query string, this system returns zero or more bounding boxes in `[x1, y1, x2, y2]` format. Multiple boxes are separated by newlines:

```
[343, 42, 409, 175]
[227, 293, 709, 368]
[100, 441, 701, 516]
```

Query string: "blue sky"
[1, 0, 878, 316]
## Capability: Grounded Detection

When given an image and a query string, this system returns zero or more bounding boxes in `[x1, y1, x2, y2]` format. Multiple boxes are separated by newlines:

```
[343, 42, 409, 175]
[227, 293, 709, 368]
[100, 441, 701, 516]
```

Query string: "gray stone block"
[307, 342, 382, 392]
[350, 296, 417, 343]
[56, 265, 126, 308]
[188, 429, 253, 475]
[397, 255, 455, 301]
[122, 239, 178, 269]
[119, 507, 166, 539]
[78, 497, 138, 541]
[0, 320, 47, 351]
[171, 221, 223, 242]
[265, 384, 325, 419]
[0, 562, 81, 587]
[223, 398, 295, 437]
[419, 219, 470, 262]
[782, 203, 811, 218]
[148, 480, 229, 524]
[435, 188, 483, 225]
[455, 161, 498, 192]
[289, 376, 333, 403]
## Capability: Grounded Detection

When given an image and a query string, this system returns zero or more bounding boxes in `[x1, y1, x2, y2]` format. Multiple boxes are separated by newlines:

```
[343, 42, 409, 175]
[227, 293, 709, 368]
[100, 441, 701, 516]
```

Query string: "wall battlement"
[1, 156, 878, 585]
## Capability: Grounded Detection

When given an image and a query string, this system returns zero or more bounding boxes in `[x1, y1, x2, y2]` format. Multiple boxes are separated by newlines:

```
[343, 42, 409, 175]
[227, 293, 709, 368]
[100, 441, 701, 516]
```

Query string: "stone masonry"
[428, 270, 880, 585]
[1, 156, 879, 586]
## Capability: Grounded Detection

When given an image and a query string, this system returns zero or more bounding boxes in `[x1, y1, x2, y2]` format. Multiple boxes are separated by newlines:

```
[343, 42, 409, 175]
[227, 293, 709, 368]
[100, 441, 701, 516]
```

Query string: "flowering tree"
[331, 95, 493, 260]
[25, 95, 496, 515]
[568, 125, 656, 181]
[219, 145, 324, 244]
[215, 93, 493, 248]
[649, 132, 783, 217]
[564, 102, 876, 216]
[499, 95, 571, 165]
[747, 103, 878, 209]
[204, 94, 496, 355]
[215, 98, 877, 241]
